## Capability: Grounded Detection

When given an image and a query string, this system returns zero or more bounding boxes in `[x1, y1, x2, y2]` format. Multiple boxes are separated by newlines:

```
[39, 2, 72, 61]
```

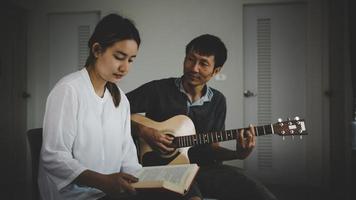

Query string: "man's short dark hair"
[185, 34, 227, 68]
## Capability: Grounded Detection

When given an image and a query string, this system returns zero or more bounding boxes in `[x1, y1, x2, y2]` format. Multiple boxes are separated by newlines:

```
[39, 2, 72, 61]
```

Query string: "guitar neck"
[173, 124, 274, 148]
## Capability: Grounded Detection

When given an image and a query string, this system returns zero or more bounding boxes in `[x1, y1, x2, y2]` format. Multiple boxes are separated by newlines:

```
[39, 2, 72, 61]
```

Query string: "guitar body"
[131, 114, 195, 166]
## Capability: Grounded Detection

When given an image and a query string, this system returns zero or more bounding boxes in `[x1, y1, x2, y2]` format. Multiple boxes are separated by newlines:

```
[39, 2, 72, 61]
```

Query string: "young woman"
[38, 14, 142, 200]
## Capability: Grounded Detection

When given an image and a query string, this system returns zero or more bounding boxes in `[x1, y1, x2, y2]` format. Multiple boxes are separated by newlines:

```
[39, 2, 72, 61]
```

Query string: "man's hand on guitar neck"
[236, 124, 256, 159]
[131, 120, 174, 153]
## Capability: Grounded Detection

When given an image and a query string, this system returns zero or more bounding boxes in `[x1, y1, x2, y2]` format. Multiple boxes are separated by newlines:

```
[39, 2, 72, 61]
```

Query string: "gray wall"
[27, 0, 306, 133]
[27, 0, 249, 168]
[27, 0, 248, 131]
[25, 0, 328, 186]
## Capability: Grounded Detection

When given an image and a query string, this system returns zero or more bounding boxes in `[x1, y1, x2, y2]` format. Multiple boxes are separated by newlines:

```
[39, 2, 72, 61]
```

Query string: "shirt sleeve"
[41, 83, 87, 191]
[120, 94, 142, 174]
[126, 81, 156, 113]
[215, 94, 227, 131]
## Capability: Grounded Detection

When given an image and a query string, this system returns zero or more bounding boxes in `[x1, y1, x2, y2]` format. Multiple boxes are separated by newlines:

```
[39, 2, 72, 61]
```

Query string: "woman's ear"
[91, 43, 102, 58]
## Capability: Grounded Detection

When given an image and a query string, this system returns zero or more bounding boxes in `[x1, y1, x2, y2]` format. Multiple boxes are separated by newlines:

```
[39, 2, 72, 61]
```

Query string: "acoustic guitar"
[131, 114, 307, 166]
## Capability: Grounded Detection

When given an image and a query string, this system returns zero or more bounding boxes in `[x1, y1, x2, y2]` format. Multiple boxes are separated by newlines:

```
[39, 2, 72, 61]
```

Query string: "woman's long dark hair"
[85, 13, 140, 107]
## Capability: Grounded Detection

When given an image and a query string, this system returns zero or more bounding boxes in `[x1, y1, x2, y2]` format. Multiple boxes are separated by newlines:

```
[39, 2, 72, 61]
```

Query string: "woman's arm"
[41, 84, 86, 190]
[74, 170, 138, 197]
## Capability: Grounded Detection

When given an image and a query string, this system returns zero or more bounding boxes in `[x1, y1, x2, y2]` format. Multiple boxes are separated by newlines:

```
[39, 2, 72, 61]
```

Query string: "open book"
[131, 164, 199, 195]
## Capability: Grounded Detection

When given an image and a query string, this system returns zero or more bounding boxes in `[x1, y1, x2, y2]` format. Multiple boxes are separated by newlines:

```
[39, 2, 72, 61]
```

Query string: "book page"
[134, 164, 194, 185]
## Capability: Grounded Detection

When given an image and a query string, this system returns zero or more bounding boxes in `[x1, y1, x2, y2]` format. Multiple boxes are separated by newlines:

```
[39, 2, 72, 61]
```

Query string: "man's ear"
[91, 43, 102, 58]
[213, 67, 222, 75]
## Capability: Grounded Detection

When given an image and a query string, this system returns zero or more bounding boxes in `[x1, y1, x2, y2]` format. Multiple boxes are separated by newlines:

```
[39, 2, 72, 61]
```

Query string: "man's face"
[182, 51, 221, 87]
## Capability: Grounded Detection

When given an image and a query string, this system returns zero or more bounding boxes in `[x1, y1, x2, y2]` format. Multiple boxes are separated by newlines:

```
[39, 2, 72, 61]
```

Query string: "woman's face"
[94, 39, 138, 83]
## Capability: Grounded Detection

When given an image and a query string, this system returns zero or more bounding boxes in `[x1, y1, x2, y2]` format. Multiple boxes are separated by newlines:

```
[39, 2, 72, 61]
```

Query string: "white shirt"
[38, 68, 141, 200]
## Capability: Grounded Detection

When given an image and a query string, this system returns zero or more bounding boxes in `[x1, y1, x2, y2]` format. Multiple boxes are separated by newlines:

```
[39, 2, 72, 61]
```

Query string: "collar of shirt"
[175, 77, 213, 107]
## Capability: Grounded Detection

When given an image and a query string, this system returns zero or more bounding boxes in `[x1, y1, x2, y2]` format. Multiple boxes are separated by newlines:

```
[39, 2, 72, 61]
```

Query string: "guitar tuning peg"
[294, 116, 300, 121]
[278, 118, 283, 123]
[282, 136, 285, 141]
[300, 135, 303, 140]
[288, 117, 291, 121]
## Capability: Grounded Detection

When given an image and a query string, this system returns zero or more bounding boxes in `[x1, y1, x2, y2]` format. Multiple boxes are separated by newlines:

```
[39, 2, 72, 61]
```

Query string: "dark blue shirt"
[127, 77, 227, 165]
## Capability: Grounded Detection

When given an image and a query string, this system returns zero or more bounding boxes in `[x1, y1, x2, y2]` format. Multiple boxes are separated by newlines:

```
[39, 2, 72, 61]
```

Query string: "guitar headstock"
[272, 117, 307, 136]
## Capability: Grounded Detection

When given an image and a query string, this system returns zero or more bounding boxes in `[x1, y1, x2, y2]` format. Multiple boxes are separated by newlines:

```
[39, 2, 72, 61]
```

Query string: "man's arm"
[131, 120, 174, 152]
[127, 81, 175, 152]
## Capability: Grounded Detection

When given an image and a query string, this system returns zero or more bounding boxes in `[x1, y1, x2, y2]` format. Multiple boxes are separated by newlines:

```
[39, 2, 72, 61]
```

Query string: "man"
[127, 34, 277, 200]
